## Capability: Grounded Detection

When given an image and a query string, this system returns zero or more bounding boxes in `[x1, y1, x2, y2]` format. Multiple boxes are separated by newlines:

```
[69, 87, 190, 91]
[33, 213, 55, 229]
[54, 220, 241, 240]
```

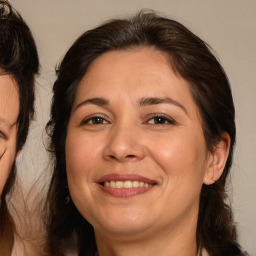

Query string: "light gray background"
[10, 1, 256, 255]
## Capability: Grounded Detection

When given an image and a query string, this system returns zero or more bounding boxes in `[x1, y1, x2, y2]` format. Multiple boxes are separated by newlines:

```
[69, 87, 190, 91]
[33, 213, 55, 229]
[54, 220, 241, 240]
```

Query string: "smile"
[104, 180, 153, 188]
[97, 174, 157, 198]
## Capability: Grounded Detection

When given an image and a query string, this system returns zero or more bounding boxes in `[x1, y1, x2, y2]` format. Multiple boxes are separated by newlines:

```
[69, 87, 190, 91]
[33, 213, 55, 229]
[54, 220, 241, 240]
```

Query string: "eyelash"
[80, 113, 177, 126]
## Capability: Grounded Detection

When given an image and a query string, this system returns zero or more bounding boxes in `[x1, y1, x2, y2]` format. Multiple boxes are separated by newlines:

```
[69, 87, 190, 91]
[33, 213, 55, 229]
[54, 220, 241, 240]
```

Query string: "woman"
[45, 11, 246, 256]
[0, 1, 39, 254]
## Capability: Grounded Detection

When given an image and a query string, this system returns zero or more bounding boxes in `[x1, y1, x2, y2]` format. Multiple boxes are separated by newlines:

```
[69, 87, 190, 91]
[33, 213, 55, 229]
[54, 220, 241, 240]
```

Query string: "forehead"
[0, 74, 19, 126]
[77, 48, 187, 96]
[75, 48, 199, 113]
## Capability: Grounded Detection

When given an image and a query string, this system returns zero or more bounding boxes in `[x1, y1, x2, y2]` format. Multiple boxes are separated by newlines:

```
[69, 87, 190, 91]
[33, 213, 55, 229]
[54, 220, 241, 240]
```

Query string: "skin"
[66, 47, 229, 256]
[0, 74, 19, 201]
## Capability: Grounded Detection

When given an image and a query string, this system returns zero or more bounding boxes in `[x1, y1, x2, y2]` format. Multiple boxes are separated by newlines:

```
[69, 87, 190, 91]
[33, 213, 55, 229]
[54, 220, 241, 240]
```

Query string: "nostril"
[107, 154, 137, 162]
[126, 155, 136, 158]
[109, 154, 135, 160]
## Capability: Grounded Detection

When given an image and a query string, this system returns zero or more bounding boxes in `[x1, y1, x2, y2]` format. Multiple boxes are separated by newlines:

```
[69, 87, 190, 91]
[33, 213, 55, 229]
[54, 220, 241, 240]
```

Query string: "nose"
[103, 124, 145, 162]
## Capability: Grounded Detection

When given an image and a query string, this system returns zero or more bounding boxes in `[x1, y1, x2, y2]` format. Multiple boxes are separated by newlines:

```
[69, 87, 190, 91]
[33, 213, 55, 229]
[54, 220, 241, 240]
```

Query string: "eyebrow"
[139, 97, 188, 115]
[75, 97, 110, 110]
[75, 96, 188, 115]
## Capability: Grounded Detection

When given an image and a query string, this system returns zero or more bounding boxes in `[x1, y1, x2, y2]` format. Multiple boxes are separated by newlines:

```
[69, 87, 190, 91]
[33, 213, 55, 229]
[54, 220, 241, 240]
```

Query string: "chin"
[91, 208, 152, 236]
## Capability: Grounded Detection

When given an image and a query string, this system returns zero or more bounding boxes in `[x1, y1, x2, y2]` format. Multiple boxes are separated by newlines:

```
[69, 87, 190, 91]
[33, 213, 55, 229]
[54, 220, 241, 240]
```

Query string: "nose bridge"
[103, 117, 145, 162]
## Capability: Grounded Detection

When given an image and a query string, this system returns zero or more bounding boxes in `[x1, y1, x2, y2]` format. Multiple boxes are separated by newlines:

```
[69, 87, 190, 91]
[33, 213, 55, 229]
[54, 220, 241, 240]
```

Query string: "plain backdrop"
[10, 0, 256, 255]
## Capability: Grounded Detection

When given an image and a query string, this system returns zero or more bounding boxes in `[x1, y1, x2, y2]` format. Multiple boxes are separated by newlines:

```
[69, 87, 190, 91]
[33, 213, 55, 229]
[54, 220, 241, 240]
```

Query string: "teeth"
[110, 181, 116, 188]
[133, 181, 139, 188]
[103, 180, 152, 188]
[124, 180, 132, 188]
[116, 181, 123, 188]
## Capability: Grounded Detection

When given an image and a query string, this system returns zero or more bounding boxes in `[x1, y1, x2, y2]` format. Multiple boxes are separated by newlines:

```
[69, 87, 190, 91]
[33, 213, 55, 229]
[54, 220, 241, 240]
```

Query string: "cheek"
[0, 151, 16, 195]
[147, 131, 207, 180]
[146, 133, 207, 213]
[0, 129, 18, 194]
[65, 131, 104, 220]
[0, 142, 5, 157]
[0, 168, 9, 195]
[65, 131, 102, 182]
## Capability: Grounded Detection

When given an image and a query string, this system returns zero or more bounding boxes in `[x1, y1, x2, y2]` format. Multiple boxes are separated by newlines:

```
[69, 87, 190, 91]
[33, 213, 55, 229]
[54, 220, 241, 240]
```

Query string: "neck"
[96, 232, 197, 256]
[95, 214, 198, 256]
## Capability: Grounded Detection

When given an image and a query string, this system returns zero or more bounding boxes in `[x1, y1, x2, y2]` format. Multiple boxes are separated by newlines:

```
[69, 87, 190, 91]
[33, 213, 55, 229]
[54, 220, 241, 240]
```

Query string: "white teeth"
[133, 181, 139, 188]
[116, 181, 123, 188]
[124, 180, 132, 188]
[103, 180, 152, 188]
[110, 181, 116, 188]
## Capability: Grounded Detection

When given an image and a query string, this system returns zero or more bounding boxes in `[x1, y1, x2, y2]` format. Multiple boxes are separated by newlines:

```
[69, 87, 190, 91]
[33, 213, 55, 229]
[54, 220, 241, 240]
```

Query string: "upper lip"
[96, 174, 157, 185]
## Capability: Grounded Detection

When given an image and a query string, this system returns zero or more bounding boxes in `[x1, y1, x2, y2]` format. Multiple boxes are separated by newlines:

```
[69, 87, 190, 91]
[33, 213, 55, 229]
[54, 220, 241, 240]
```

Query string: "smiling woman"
[0, 1, 39, 255]
[45, 11, 245, 256]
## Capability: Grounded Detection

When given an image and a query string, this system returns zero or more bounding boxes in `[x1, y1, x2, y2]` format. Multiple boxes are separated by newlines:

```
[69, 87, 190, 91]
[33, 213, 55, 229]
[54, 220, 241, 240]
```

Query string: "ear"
[203, 132, 231, 185]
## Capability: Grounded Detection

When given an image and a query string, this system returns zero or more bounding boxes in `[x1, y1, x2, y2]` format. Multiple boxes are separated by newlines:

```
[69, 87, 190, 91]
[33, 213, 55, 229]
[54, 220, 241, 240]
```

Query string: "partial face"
[66, 48, 211, 239]
[0, 75, 19, 198]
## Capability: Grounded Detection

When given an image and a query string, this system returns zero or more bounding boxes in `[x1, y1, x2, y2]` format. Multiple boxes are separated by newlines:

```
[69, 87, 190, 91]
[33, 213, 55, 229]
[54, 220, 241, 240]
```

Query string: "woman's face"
[66, 48, 213, 239]
[0, 75, 19, 198]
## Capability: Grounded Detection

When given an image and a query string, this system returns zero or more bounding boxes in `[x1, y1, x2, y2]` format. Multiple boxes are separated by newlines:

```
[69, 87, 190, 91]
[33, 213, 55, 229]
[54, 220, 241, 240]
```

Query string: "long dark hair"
[45, 10, 241, 256]
[0, 0, 39, 252]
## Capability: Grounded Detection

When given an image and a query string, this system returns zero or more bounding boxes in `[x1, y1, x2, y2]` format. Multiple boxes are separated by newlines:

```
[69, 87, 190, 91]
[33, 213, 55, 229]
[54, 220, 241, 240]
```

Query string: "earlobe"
[203, 132, 231, 185]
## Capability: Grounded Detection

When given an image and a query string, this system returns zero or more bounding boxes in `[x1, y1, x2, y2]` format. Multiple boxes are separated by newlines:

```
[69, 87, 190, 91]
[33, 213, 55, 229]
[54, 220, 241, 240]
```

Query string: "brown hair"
[45, 10, 241, 256]
[0, 0, 39, 253]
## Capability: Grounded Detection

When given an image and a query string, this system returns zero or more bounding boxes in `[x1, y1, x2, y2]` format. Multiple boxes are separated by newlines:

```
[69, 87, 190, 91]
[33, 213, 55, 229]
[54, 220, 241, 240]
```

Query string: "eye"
[146, 114, 177, 125]
[0, 130, 6, 139]
[81, 115, 110, 125]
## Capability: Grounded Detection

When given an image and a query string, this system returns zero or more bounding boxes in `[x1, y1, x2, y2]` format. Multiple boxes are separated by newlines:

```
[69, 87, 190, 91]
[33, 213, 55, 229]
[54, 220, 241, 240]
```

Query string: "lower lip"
[99, 185, 154, 198]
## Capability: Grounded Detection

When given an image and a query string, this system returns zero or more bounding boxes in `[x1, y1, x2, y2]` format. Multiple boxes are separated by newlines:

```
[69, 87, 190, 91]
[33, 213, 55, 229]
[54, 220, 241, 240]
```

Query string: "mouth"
[102, 180, 153, 188]
[96, 174, 157, 198]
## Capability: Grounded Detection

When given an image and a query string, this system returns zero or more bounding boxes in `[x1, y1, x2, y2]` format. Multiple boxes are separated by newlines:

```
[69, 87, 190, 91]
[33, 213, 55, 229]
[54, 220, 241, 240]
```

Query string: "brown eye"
[90, 117, 106, 124]
[150, 117, 169, 124]
[147, 115, 176, 125]
[82, 116, 109, 125]
[0, 130, 6, 138]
